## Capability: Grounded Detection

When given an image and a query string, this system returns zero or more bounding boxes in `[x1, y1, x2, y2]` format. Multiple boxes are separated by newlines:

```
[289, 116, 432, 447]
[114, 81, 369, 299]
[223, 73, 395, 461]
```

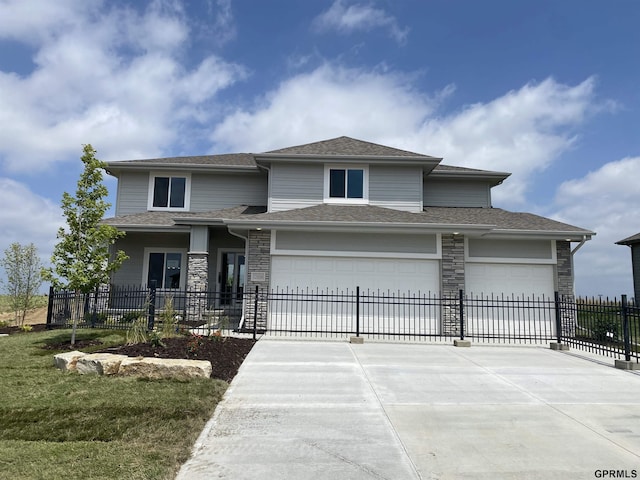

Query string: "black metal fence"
[45, 284, 639, 361]
[558, 294, 639, 363]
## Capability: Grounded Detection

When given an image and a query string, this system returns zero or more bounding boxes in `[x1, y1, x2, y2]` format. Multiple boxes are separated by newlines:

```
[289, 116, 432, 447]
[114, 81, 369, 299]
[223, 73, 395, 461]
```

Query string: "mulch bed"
[98, 336, 256, 382]
[1, 324, 256, 382]
[0, 324, 52, 334]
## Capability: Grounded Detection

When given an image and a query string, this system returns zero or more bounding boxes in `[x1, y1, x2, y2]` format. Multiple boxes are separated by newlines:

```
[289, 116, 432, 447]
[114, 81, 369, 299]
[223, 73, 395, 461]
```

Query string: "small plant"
[186, 334, 204, 356]
[0, 320, 9, 328]
[19, 324, 33, 332]
[149, 331, 166, 348]
[126, 315, 149, 345]
[120, 310, 144, 323]
[158, 296, 179, 340]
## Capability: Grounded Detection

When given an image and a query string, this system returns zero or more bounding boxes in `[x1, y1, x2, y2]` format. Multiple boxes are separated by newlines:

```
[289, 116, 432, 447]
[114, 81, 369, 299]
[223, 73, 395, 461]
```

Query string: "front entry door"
[220, 252, 246, 306]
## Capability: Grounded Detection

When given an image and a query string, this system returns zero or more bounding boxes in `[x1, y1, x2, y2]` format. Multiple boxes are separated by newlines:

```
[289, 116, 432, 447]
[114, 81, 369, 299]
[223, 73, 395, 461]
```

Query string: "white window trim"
[142, 247, 188, 289]
[147, 172, 191, 211]
[323, 164, 369, 204]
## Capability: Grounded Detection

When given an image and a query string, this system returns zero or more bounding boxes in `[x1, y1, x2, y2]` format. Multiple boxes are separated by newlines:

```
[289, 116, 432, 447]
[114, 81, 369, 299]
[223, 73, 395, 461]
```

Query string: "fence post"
[622, 294, 631, 362]
[459, 289, 465, 340]
[253, 285, 259, 341]
[46, 285, 55, 329]
[356, 286, 360, 337]
[554, 291, 562, 344]
[147, 280, 157, 331]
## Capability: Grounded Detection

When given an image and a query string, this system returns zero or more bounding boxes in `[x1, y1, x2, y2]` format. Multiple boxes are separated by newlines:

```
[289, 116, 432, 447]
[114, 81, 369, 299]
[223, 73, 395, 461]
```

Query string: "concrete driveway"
[177, 340, 640, 479]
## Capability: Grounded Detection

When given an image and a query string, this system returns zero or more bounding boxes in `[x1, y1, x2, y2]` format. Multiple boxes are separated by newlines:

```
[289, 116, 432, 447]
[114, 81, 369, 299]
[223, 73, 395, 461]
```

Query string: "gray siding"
[191, 172, 267, 211]
[115, 172, 149, 215]
[275, 231, 437, 254]
[370, 166, 423, 212]
[423, 178, 491, 208]
[111, 232, 190, 286]
[269, 163, 324, 212]
[468, 239, 553, 260]
[631, 244, 640, 302]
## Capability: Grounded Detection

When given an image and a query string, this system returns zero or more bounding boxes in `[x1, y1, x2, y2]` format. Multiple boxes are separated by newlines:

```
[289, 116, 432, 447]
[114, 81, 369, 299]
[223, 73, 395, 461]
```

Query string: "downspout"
[228, 228, 249, 328]
[569, 235, 588, 296]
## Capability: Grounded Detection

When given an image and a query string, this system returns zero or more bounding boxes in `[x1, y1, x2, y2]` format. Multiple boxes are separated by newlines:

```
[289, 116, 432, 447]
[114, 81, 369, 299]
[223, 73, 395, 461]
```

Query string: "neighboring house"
[616, 233, 640, 302]
[103, 136, 594, 313]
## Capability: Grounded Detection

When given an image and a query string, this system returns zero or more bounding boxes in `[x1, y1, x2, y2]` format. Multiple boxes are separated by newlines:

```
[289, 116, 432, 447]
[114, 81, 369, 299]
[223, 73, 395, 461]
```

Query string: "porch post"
[245, 229, 271, 332]
[186, 226, 210, 321]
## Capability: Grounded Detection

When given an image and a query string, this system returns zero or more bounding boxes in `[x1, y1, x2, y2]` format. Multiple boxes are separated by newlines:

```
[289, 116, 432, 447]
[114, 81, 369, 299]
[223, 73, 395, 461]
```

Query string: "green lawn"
[0, 329, 228, 480]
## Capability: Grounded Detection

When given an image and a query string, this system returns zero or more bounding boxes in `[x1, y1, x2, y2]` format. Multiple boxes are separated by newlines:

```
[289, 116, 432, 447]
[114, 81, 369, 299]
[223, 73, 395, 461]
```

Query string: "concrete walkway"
[177, 340, 640, 479]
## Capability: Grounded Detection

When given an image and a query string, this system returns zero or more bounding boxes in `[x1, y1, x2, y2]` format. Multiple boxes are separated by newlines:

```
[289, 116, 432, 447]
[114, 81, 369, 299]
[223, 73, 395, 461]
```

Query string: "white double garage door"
[271, 255, 554, 298]
[270, 255, 554, 335]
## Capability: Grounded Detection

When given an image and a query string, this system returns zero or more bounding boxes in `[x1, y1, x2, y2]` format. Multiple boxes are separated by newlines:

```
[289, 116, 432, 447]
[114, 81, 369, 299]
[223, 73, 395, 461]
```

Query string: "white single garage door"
[271, 256, 440, 294]
[465, 263, 556, 337]
[269, 256, 441, 335]
[465, 263, 554, 298]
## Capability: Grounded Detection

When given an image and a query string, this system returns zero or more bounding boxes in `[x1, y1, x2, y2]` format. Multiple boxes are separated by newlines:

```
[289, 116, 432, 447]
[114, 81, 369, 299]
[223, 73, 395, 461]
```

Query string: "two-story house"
[104, 136, 594, 317]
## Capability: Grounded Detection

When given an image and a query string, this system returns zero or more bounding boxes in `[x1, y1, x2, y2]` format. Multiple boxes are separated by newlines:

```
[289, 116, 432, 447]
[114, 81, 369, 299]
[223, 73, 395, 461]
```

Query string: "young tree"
[42, 144, 128, 343]
[0, 242, 43, 327]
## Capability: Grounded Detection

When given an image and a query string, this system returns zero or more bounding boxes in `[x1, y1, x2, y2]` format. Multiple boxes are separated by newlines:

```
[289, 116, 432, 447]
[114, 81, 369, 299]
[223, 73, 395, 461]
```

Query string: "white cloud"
[0, 0, 246, 171]
[412, 78, 596, 204]
[550, 157, 640, 297]
[0, 178, 64, 266]
[211, 64, 438, 152]
[313, 0, 409, 45]
[212, 66, 595, 204]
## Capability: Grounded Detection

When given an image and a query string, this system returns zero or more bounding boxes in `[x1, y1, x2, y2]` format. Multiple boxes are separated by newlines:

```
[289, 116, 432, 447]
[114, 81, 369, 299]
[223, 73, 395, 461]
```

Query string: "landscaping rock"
[76, 353, 129, 375]
[118, 357, 212, 380]
[53, 350, 86, 372]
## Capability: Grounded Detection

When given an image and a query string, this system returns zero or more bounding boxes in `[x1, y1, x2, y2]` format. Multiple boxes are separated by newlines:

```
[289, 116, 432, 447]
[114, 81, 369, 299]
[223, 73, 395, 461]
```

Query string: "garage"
[269, 255, 441, 335]
[465, 263, 555, 298]
[465, 263, 556, 337]
[271, 255, 440, 294]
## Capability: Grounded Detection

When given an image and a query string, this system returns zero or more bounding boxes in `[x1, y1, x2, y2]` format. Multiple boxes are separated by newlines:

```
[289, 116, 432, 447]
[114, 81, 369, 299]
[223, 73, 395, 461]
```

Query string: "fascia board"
[428, 170, 511, 183]
[254, 153, 441, 168]
[110, 225, 191, 233]
[172, 217, 226, 226]
[223, 219, 495, 234]
[480, 230, 595, 241]
[105, 163, 259, 174]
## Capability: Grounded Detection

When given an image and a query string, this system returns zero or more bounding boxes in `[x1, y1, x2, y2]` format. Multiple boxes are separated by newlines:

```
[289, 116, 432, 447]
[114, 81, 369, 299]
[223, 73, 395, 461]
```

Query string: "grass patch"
[0, 329, 228, 479]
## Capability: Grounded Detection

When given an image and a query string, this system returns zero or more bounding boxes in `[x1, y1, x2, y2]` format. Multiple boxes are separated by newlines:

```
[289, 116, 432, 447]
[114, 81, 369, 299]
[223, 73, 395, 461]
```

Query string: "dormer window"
[148, 173, 190, 211]
[325, 165, 368, 203]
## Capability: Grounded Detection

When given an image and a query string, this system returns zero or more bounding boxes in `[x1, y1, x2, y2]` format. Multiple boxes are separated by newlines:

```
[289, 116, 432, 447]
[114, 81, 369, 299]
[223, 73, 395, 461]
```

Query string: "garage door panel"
[271, 256, 439, 294]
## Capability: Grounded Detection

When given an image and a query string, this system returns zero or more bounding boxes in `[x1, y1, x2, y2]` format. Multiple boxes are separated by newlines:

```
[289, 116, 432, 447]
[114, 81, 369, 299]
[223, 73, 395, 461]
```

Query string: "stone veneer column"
[186, 253, 208, 321]
[555, 240, 576, 337]
[440, 233, 465, 335]
[245, 230, 271, 330]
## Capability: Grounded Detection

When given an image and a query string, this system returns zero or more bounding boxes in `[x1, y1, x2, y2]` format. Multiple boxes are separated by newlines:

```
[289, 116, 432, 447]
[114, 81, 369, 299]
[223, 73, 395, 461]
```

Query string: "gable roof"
[264, 136, 438, 159]
[616, 232, 640, 245]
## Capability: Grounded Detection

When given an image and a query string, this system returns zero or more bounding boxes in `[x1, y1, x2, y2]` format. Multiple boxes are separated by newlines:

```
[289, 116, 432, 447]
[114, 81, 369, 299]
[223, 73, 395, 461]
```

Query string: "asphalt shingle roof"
[103, 204, 592, 235]
[264, 136, 438, 158]
[616, 232, 640, 245]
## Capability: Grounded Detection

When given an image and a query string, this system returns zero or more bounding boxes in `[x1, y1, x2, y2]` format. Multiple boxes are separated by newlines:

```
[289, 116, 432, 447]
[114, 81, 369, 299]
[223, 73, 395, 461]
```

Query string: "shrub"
[592, 317, 619, 343]
[120, 310, 144, 323]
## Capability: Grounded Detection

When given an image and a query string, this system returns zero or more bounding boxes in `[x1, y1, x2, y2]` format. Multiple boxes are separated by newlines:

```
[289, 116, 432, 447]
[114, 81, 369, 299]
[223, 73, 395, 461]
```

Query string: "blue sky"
[1, 0, 639, 297]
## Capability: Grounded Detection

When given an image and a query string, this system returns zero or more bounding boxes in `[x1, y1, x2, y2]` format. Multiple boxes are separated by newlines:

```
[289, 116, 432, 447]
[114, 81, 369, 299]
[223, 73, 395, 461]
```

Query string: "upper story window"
[148, 173, 190, 211]
[324, 165, 368, 204]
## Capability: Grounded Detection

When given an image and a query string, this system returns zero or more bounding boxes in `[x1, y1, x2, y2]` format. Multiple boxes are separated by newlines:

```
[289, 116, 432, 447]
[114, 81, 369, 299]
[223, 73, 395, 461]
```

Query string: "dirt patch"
[0, 307, 48, 326]
[0, 323, 52, 335]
